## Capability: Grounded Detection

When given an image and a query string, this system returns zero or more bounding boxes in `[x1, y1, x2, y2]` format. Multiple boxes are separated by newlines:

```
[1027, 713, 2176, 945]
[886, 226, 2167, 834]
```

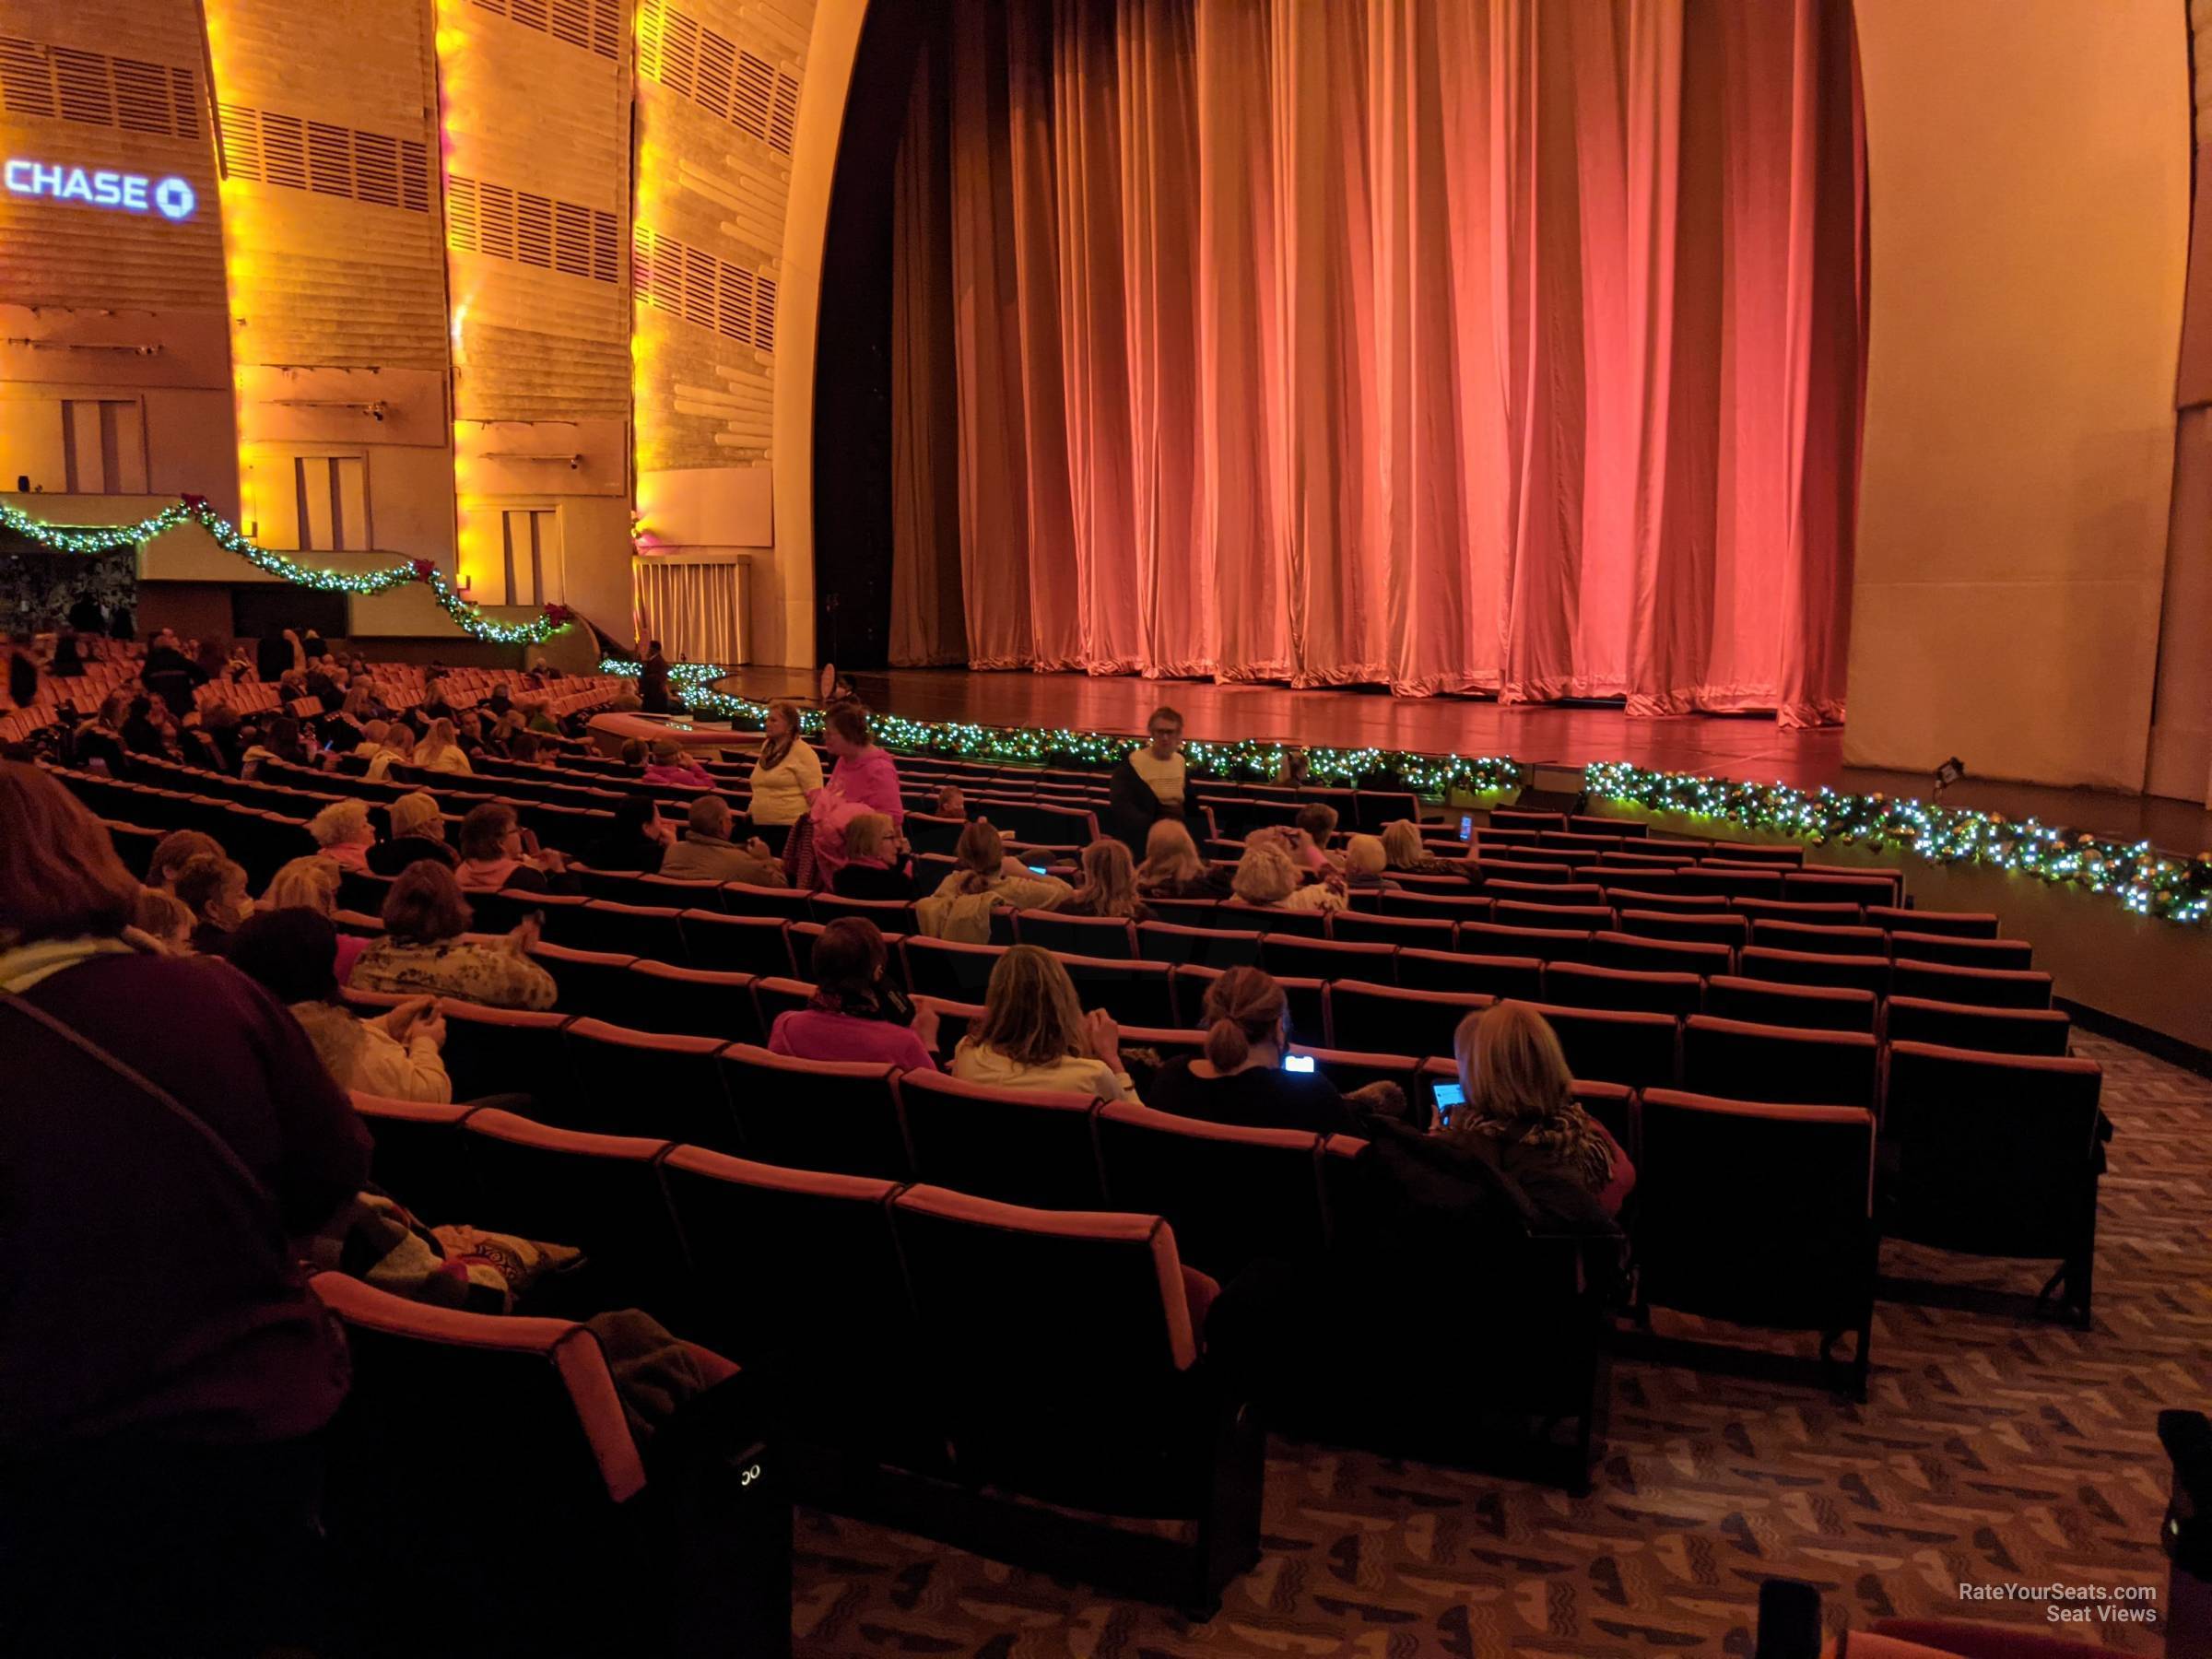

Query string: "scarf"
[1456, 1093, 1614, 1194]
[0, 933, 144, 994]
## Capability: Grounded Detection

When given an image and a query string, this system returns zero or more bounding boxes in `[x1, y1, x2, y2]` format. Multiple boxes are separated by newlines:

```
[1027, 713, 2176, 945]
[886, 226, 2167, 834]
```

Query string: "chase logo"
[4, 159, 198, 221]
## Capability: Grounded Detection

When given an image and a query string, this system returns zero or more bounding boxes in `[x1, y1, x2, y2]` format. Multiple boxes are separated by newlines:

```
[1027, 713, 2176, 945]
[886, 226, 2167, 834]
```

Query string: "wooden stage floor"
[713, 665, 2212, 853]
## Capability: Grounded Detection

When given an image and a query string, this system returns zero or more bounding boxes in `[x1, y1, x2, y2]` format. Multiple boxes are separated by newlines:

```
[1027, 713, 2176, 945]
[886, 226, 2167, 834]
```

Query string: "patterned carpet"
[789, 1034, 2212, 1657]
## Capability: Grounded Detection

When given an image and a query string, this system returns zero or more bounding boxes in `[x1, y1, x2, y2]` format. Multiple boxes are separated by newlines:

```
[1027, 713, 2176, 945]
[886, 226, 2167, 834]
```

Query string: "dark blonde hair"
[173, 853, 247, 924]
[1380, 819, 1426, 867]
[1452, 1001, 1574, 1131]
[954, 818, 1006, 895]
[1073, 839, 1141, 918]
[844, 810, 896, 862]
[759, 700, 804, 771]
[824, 701, 871, 748]
[1295, 802, 1337, 843]
[1139, 819, 1204, 888]
[458, 802, 518, 861]
[382, 859, 474, 945]
[262, 855, 340, 915]
[148, 828, 223, 889]
[1230, 841, 1299, 906]
[1201, 966, 1287, 1072]
[133, 887, 193, 946]
[0, 763, 138, 946]
[968, 945, 1089, 1068]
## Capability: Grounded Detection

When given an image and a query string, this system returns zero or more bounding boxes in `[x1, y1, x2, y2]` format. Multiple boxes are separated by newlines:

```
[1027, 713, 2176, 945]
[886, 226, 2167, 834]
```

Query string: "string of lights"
[612, 659, 2212, 926]
[2, 498, 576, 647]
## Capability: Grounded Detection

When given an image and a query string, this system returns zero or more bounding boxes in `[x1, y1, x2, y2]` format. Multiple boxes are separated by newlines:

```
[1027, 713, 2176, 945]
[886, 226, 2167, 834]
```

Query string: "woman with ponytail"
[1143, 967, 1364, 1135]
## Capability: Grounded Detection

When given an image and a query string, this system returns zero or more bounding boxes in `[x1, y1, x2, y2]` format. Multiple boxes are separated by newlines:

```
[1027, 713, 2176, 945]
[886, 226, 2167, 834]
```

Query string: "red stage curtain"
[913, 0, 1865, 725]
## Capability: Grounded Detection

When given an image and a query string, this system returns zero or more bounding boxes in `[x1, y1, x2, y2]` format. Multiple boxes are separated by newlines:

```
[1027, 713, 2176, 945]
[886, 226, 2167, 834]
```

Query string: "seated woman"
[1227, 840, 1346, 915]
[262, 854, 367, 984]
[768, 918, 938, 1071]
[1060, 839, 1151, 922]
[1448, 1002, 1634, 1218]
[365, 790, 458, 876]
[147, 829, 223, 892]
[1381, 818, 1469, 877]
[1292, 802, 1343, 875]
[133, 888, 194, 953]
[915, 818, 1071, 941]
[1145, 967, 1361, 1136]
[1341, 834, 1394, 893]
[173, 853, 253, 957]
[641, 737, 714, 789]
[364, 722, 416, 781]
[949, 945, 1136, 1102]
[415, 717, 473, 776]
[228, 909, 452, 1102]
[453, 802, 570, 893]
[829, 812, 915, 900]
[351, 862, 558, 1010]
[308, 798, 376, 872]
[1135, 818, 1231, 900]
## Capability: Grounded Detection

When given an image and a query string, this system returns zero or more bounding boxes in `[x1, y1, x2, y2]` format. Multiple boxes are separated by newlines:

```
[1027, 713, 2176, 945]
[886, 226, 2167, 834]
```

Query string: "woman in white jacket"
[225, 909, 453, 1102]
[948, 944, 1137, 1104]
[916, 818, 1072, 942]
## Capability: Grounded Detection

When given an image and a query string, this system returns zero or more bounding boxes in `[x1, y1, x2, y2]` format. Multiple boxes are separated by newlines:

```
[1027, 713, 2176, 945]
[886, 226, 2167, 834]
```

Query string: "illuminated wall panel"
[0, 0, 236, 515]
[437, 0, 632, 628]
[204, 0, 453, 559]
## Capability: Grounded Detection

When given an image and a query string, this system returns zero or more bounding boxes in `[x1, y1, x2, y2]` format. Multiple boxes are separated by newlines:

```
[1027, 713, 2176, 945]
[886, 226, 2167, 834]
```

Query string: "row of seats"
[343, 1100, 1266, 1608]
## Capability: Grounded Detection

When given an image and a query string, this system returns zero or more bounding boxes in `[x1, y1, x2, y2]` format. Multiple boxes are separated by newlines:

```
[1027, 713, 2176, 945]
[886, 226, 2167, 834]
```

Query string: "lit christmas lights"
[2, 497, 576, 647]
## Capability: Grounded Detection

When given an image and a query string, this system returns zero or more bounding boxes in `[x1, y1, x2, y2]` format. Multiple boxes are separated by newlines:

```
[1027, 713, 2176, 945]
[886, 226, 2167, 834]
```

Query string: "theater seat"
[678, 909, 795, 977]
[350, 1092, 477, 1221]
[1378, 889, 1496, 924]
[716, 1044, 912, 1180]
[311, 1272, 788, 1659]
[1544, 962, 1704, 1018]
[1882, 995, 2070, 1056]
[626, 961, 763, 1044]
[1634, 1089, 1877, 1395]
[1328, 911, 1455, 949]
[1887, 932, 2033, 971]
[1862, 905, 1999, 940]
[902, 935, 1007, 1002]
[1456, 921, 1602, 962]
[527, 942, 641, 1022]
[567, 900, 688, 964]
[899, 1070, 1106, 1208]
[1737, 946, 1892, 996]
[1326, 980, 1493, 1057]
[559, 1019, 734, 1147]
[888, 1185, 1262, 1608]
[1135, 921, 1263, 968]
[437, 1001, 574, 1108]
[1681, 1015, 1879, 1108]
[1261, 934, 1396, 983]
[1056, 953, 1177, 1027]
[1749, 919, 1888, 958]
[807, 893, 919, 935]
[1880, 1041, 2106, 1321]
[1615, 909, 1750, 950]
[1018, 910, 1140, 959]
[1492, 900, 1616, 932]
[1588, 931, 1733, 977]
[1889, 959, 2053, 1009]
[1704, 974, 1877, 1033]
[1093, 1103, 1335, 1281]
[1395, 947, 1546, 1000]
[1522, 1002, 1678, 1088]
[748, 975, 816, 1030]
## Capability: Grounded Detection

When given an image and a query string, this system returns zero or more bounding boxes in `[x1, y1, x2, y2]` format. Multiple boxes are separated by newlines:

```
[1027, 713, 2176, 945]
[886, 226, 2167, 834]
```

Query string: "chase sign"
[4, 159, 197, 221]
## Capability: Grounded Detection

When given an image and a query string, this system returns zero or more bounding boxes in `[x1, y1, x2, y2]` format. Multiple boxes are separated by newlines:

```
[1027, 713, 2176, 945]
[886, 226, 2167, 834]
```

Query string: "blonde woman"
[1342, 834, 1394, 893]
[173, 853, 253, 957]
[830, 810, 915, 900]
[949, 945, 1136, 1102]
[307, 798, 375, 871]
[1135, 818, 1230, 900]
[364, 722, 415, 781]
[915, 818, 1070, 942]
[416, 717, 473, 776]
[1381, 818, 1466, 877]
[366, 790, 458, 876]
[351, 862, 557, 1010]
[1061, 839, 1150, 921]
[1448, 1002, 1633, 1216]
[1227, 841, 1345, 914]
[261, 853, 368, 984]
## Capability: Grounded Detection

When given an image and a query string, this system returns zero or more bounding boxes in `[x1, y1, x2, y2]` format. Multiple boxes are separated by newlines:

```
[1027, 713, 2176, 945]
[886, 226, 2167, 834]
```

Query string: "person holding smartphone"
[227, 910, 453, 1102]
[1144, 968, 1370, 1136]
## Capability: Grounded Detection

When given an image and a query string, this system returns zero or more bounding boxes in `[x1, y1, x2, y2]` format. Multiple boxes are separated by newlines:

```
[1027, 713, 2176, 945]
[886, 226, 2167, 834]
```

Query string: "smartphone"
[1027, 863, 1050, 876]
[1458, 813, 1474, 841]
[1430, 1077, 1465, 1124]
[1282, 1053, 1315, 1074]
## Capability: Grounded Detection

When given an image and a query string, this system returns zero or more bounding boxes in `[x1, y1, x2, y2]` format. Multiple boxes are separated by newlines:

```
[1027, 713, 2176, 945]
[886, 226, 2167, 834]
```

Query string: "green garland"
[605, 658, 2212, 926]
[0, 498, 575, 647]
[1582, 761, 2212, 926]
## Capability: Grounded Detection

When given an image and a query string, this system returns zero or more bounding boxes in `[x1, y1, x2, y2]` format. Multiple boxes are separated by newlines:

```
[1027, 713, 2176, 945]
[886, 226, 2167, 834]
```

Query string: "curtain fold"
[632, 559, 747, 666]
[927, 0, 1865, 722]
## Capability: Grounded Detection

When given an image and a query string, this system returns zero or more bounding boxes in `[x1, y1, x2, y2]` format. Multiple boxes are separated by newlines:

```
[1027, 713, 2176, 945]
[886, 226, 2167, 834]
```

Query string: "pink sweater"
[769, 1008, 935, 1072]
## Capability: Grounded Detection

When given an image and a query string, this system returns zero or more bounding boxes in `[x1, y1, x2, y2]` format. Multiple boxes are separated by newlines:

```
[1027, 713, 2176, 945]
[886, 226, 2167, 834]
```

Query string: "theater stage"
[712, 665, 2210, 854]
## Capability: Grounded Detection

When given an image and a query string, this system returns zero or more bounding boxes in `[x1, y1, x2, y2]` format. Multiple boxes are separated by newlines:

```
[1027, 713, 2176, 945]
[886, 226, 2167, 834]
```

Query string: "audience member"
[1145, 967, 1363, 1135]
[261, 854, 365, 983]
[660, 795, 782, 885]
[351, 862, 557, 1009]
[132, 888, 194, 953]
[1228, 841, 1346, 914]
[48, 629, 86, 677]
[175, 853, 253, 956]
[917, 818, 1071, 941]
[747, 700, 822, 839]
[767, 918, 938, 1070]
[1342, 834, 1393, 892]
[453, 802, 568, 893]
[949, 945, 1136, 1101]
[72, 691, 130, 774]
[308, 798, 376, 871]
[805, 702, 905, 883]
[1293, 802, 1342, 874]
[577, 795, 672, 874]
[140, 629, 208, 719]
[366, 791, 458, 876]
[229, 910, 451, 1103]
[416, 717, 472, 776]
[1061, 838, 1151, 921]
[1448, 1003, 1634, 1216]
[1135, 818, 1231, 899]
[638, 640, 675, 713]
[121, 695, 178, 759]
[147, 828, 223, 891]
[241, 714, 309, 778]
[931, 784, 968, 819]
[0, 762, 369, 1656]
[364, 722, 416, 781]
[642, 737, 713, 788]
[829, 812, 915, 900]
[1381, 818, 1467, 876]
[1107, 705, 1190, 852]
